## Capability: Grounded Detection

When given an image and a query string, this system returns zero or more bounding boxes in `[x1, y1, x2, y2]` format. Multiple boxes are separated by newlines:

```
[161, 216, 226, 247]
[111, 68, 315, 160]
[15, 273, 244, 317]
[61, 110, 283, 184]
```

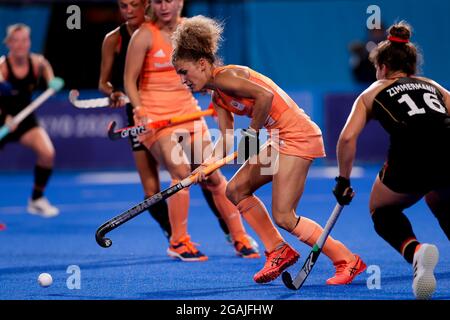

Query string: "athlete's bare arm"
[211, 98, 235, 160]
[99, 28, 120, 96]
[31, 54, 54, 83]
[336, 81, 387, 178]
[124, 25, 152, 114]
[0, 56, 7, 80]
[214, 68, 273, 131]
[193, 99, 234, 182]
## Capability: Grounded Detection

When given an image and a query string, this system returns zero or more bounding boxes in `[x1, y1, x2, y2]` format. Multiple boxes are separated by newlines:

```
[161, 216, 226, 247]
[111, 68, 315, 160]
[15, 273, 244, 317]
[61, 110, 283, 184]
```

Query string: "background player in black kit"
[333, 21, 450, 300]
[0, 23, 59, 218]
[98, 0, 235, 243]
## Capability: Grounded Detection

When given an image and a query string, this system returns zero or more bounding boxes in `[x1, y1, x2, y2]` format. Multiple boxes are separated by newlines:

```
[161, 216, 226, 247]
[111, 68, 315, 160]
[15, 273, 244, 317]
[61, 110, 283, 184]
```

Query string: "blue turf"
[0, 165, 449, 300]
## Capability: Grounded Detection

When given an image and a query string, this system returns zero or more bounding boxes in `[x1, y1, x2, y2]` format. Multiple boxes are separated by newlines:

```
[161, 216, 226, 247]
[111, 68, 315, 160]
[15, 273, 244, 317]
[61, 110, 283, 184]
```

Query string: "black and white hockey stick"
[95, 151, 238, 248]
[282, 203, 344, 290]
[69, 89, 130, 109]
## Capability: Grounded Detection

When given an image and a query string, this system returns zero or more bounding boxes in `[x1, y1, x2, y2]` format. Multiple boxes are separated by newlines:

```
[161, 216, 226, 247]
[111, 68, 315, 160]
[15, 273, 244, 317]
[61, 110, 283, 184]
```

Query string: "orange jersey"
[212, 65, 325, 159]
[139, 21, 199, 121]
[213, 65, 308, 126]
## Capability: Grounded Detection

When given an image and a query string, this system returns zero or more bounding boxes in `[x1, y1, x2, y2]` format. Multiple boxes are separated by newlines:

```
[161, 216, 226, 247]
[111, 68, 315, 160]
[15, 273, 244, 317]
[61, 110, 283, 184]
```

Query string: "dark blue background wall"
[188, 0, 450, 87]
[0, 1, 449, 170]
[2, 0, 449, 87]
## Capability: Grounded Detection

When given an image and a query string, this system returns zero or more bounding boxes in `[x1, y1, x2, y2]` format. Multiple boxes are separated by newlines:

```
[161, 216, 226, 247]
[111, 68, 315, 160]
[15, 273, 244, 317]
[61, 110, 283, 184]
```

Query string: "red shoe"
[0, 223, 6, 231]
[167, 235, 208, 262]
[326, 254, 366, 285]
[253, 243, 299, 283]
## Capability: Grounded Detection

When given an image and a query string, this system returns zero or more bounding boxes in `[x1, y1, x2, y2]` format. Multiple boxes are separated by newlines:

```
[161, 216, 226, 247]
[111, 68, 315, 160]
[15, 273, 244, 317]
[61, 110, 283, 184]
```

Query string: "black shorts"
[0, 112, 39, 149]
[125, 104, 146, 152]
[379, 160, 450, 194]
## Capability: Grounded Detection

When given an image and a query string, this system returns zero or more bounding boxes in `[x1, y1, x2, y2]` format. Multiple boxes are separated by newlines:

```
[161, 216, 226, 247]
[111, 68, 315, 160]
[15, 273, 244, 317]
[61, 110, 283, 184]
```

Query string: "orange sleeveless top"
[212, 65, 306, 127]
[212, 65, 325, 159]
[138, 21, 199, 120]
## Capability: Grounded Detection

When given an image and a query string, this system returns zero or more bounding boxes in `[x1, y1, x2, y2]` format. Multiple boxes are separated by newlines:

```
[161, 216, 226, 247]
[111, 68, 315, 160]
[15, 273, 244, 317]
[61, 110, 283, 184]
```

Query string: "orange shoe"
[167, 235, 208, 262]
[253, 243, 300, 283]
[326, 254, 366, 285]
[234, 234, 260, 259]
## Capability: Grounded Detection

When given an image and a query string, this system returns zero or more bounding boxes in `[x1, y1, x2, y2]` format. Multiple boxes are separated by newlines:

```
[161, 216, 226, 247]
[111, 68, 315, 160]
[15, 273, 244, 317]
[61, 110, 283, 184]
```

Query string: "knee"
[371, 207, 388, 226]
[425, 193, 450, 238]
[225, 181, 239, 205]
[168, 166, 190, 181]
[143, 185, 160, 198]
[205, 170, 225, 186]
[425, 193, 448, 217]
[225, 179, 251, 205]
[272, 210, 297, 231]
[371, 206, 405, 234]
[200, 173, 226, 195]
[37, 149, 55, 166]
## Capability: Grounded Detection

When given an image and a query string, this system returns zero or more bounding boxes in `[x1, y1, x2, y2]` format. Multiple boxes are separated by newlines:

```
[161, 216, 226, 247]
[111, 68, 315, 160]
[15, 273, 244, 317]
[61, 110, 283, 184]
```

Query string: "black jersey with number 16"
[372, 77, 450, 163]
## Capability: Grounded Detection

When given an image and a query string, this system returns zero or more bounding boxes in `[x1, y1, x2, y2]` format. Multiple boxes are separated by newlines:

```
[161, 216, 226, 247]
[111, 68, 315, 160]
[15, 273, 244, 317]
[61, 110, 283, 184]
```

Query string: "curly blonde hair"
[172, 15, 223, 64]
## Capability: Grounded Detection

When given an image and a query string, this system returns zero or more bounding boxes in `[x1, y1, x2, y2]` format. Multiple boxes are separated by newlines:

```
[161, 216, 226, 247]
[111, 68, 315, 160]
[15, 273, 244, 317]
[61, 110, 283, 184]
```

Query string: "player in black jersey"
[98, 0, 236, 244]
[334, 21, 449, 299]
[0, 23, 59, 218]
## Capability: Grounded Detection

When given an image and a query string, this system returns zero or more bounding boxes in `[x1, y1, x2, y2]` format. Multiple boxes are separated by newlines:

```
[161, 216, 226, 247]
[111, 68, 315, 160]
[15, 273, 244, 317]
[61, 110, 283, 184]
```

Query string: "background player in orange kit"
[124, 0, 259, 261]
[172, 15, 366, 284]
[99, 0, 172, 240]
[334, 21, 449, 299]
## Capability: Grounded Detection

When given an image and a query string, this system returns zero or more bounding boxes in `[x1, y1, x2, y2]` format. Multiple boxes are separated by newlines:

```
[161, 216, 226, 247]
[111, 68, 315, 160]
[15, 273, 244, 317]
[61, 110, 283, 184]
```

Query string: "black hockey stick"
[282, 203, 344, 290]
[107, 121, 146, 140]
[95, 151, 238, 247]
[107, 109, 215, 140]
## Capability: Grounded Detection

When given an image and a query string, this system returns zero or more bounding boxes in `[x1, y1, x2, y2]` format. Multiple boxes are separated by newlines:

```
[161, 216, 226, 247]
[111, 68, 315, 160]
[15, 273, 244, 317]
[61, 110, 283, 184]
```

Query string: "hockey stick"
[0, 77, 64, 141]
[282, 203, 344, 290]
[95, 151, 237, 248]
[107, 108, 215, 140]
[69, 89, 130, 109]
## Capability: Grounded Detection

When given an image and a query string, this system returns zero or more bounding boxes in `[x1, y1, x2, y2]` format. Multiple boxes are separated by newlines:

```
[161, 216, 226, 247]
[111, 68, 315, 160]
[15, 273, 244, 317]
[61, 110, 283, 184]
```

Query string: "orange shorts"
[140, 118, 208, 150]
[267, 107, 326, 160]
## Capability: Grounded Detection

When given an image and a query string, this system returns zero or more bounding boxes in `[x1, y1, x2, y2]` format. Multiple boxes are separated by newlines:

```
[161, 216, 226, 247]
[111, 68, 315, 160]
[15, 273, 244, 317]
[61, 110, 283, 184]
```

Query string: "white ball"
[38, 273, 53, 287]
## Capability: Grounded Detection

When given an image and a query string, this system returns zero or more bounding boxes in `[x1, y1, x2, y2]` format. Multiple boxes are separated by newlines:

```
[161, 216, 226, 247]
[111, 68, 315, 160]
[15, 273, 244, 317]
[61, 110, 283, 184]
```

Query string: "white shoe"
[412, 243, 439, 300]
[27, 197, 60, 218]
